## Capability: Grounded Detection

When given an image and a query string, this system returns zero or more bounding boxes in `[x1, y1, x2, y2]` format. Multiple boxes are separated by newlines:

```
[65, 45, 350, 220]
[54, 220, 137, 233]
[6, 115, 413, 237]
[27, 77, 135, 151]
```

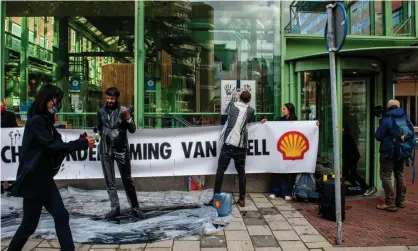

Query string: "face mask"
[52, 103, 61, 113]
[48, 100, 61, 114]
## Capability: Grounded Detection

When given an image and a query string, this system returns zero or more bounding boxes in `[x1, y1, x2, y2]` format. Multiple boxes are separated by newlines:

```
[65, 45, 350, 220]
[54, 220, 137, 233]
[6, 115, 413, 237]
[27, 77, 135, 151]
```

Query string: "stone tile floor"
[2, 193, 418, 251]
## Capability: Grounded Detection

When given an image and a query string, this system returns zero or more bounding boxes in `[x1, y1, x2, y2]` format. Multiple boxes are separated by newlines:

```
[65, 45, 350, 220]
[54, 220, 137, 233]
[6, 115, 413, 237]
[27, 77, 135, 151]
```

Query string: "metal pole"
[19, 17, 29, 105]
[326, 3, 343, 244]
[134, 0, 145, 128]
[0, 1, 5, 101]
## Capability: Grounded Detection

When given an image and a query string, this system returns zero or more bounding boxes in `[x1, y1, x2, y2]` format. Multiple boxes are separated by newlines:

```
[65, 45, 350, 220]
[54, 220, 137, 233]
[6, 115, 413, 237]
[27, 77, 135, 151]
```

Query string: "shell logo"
[277, 131, 309, 160]
[214, 200, 221, 209]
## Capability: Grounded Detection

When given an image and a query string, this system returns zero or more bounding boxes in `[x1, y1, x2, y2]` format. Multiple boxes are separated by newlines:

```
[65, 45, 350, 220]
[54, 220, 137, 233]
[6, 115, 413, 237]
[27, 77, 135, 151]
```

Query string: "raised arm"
[124, 107, 136, 134]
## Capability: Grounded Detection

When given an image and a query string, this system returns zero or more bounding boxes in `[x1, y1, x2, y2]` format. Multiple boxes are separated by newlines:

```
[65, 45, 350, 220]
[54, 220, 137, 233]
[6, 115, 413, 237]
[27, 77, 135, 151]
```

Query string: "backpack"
[292, 173, 319, 201]
[390, 115, 416, 184]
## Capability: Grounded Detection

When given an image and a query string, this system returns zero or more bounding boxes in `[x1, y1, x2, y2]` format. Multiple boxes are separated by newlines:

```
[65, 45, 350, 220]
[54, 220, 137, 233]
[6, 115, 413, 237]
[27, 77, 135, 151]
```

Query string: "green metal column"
[92, 45, 97, 86]
[134, 0, 145, 128]
[402, 1, 409, 34]
[415, 0, 418, 37]
[43, 17, 47, 48]
[19, 17, 29, 105]
[34, 17, 38, 45]
[156, 51, 162, 128]
[289, 62, 295, 104]
[369, 0, 375, 36]
[383, 1, 393, 36]
[296, 72, 301, 119]
[336, 57, 343, 171]
[0, 2, 5, 100]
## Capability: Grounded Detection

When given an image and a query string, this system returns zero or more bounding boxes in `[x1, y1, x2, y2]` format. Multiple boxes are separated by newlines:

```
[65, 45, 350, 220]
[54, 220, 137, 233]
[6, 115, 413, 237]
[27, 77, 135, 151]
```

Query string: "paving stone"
[286, 218, 312, 227]
[90, 249, 117, 251]
[225, 231, 251, 241]
[299, 235, 327, 243]
[263, 215, 292, 230]
[323, 247, 409, 251]
[38, 240, 60, 248]
[242, 211, 262, 218]
[264, 214, 286, 222]
[255, 202, 275, 208]
[200, 236, 227, 248]
[33, 248, 60, 251]
[293, 226, 320, 236]
[269, 199, 287, 206]
[280, 210, 303, 218]
[250, 193, 267, 198]
[172, 241, 199, 251]
[22, 240, 42, 251]
[252, 198, 270, 203]
[309, 249, 323, 251]
[225, 221, 247, 230]
[144, 248, 172, 251]
[258, 207, 279, 215]
[1, 239, 11, 249]
[205, 230, 225, 236]
[118, 244, 146, 250]
[305, 242, 332, 249]
[247, 226, 273, 236]
[146, 240, 173, 248]
[201, 248, 227, 251]
[278, 241, 308, 251]
[275, 204, 295, 211]
[409, 247, 418, 251]
[226, 240, 255, 251]
[244, 217, 267, 226]
[75, 243, 92, 251]
[232, 216, 245, 222]
[175, 235, 200, 241]
[255, 248, 283, 251]
[239, 203, 259, 211]
[273, 230, 301, 241]
[91, 244, 119, 249]
[251, 236, 279, 248]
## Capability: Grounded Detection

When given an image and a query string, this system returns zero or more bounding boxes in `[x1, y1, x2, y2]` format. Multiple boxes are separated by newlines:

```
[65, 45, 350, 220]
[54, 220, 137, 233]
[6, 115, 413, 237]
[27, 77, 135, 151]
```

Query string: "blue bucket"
[212, 193, 232, 217]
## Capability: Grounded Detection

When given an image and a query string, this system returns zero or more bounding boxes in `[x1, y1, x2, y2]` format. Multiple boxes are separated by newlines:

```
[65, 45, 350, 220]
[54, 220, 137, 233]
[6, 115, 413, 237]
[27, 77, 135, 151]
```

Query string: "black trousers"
[214, 144, 247, 199]
[101, 149, 139, 213]
[342, 159, 368, 189]
[8, 183, 74, 251]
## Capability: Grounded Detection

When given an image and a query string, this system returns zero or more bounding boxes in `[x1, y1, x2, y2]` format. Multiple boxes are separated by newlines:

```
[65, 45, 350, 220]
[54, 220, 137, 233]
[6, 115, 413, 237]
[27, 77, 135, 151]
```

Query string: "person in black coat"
[7, 84, 95, 251]
[1, 100, 18, 194]
[261, 103, 298, 201]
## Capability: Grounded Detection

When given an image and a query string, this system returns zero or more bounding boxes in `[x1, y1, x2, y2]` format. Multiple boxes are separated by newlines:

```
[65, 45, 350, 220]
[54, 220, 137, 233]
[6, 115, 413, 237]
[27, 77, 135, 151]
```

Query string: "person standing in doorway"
[374, 99, 413, 212]
[97, 87, 142, 219]
[262, 103, 297, 201]
[213, 91, 255, 207]
[7, 84, 95, 251]
[1, 99, 18, 194]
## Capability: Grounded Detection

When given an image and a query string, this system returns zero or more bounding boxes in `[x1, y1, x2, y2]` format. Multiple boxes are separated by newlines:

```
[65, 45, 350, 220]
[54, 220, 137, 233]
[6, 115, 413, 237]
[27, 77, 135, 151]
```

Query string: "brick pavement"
[2, 192, 418, 251]
[292, 167, 418, 247]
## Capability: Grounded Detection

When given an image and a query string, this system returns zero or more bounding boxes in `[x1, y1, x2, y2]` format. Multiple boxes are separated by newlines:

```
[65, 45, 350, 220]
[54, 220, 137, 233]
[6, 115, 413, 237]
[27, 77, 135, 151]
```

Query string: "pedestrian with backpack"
[374, 99, 416, 212]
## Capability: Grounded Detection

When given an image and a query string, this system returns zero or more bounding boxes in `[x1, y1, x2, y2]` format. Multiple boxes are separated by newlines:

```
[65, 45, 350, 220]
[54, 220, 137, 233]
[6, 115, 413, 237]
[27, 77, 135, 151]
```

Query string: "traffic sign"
[324, 2, 348, 52]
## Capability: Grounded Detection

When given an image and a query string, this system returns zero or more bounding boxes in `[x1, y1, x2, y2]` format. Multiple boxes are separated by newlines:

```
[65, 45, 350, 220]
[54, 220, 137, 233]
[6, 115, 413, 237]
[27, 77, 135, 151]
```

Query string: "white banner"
[221, 80, 256, 114]
[0, 121, 319, 180]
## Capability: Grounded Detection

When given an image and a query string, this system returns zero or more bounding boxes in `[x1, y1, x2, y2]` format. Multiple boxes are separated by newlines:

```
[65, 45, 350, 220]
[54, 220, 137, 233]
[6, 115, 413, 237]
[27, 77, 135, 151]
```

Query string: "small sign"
[145, 78, 156, 92]
[69, 76, 81, 92]
[324, 2, 348, 52]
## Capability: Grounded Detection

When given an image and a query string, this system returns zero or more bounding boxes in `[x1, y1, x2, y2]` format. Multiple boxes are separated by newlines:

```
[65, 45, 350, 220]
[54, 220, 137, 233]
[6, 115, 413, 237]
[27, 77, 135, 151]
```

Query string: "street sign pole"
[325, 2, 347, 244]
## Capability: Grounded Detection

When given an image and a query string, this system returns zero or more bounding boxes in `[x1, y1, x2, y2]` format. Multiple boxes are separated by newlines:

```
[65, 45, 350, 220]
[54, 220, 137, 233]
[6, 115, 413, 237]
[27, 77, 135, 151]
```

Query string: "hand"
[261, 119, 267, 124]
[121, 106, 131, 120]
[86, 136, 95, 148]
[316, 121, 320, 126]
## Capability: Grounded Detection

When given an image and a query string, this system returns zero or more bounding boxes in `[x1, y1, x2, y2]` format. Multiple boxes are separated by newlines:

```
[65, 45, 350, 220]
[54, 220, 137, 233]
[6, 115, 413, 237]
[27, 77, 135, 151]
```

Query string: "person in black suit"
[1, 100, 18, 194]
[7, 84, 95, 251]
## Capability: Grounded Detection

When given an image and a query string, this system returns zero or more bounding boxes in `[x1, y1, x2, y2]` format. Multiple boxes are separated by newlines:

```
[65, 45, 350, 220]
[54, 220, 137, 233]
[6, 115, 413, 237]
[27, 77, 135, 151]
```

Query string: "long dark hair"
[284, 103, 297, 121]
[28, 84, 63, 118]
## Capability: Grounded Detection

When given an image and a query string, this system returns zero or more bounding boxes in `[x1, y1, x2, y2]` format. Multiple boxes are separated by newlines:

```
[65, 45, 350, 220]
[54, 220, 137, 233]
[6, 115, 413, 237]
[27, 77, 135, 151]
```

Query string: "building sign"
[145, 78, 156, 92]
[221, 80, 256, 115]
[0, 121, 319, 180]
[69, 76, 81, 92]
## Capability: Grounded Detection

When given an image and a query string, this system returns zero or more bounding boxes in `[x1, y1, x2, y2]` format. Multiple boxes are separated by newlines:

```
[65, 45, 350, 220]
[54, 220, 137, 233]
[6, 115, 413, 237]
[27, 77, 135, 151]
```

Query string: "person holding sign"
[7, 84, 95, 251]
[214, 90, 255, 207]
[97, 87, 142, 219]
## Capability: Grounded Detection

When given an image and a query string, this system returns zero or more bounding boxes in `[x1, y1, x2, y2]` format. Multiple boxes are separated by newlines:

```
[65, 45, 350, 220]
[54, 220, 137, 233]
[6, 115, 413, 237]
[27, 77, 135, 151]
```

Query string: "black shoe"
[131, 208, 146, 219]
[105, 210, 121, 219]
[238, 199, 245, 207]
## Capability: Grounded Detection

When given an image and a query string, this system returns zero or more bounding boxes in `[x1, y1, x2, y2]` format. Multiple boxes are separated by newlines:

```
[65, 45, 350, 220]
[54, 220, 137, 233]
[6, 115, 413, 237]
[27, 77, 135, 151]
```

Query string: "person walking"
[213, 91, 255, 207]
[262, 103, 297, 201]
[374, 99, 414, 212]
[7, 84, 95, 251]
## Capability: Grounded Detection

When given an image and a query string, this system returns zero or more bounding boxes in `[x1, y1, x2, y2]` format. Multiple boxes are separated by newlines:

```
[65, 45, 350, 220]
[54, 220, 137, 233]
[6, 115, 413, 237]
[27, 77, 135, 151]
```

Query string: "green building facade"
[1, 1, 417, 191]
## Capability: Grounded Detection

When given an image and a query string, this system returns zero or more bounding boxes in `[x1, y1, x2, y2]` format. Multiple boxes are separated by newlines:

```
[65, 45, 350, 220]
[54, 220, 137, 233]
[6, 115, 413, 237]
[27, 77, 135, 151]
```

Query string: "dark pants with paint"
[101, 148, 139, 213]
[342, 159, 368, 190]
[214, 144, 247, 199]
[271, 173, 295, 197]
[8, 183, 74, 251]
[379, 153, 406, 206]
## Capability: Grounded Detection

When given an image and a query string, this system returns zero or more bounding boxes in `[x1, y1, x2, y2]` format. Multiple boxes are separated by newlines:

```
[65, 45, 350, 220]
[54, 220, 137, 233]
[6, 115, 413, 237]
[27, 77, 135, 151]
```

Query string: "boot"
[105, 209, 121, 219]
[131, 207, 146, 219]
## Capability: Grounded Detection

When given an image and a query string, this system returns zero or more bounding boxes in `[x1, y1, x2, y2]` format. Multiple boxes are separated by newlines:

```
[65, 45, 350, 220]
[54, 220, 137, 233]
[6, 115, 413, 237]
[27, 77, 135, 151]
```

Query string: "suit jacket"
[97, 104, 136, 154]
[10, 113, 88, 198]
[1, 111, 18, 128]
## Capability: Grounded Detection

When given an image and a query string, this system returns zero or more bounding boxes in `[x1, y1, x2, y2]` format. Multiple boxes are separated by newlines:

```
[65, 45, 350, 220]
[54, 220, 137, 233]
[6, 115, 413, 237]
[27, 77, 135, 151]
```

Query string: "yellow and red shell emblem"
[214, 200, 221, 209]
[277, 131, 309, 160]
